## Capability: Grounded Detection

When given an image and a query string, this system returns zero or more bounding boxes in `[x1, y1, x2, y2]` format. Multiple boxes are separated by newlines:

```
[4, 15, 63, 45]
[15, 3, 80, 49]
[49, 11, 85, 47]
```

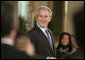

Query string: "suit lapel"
[48, 29, 56, 56]
[34, 25, 54, 55]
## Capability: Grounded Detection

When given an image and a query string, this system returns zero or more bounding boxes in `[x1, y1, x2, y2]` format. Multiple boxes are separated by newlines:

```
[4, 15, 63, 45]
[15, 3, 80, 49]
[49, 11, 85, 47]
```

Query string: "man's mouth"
[40, 21, 47, 24]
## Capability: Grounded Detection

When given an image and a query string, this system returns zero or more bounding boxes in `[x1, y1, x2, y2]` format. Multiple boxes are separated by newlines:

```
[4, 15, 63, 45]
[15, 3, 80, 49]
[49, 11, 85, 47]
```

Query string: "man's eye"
[39, 16, 43, 17]
[45, 16, 48, 18]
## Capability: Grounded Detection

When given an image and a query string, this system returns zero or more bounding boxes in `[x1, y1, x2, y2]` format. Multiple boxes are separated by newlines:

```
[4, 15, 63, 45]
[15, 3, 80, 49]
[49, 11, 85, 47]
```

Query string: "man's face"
[36, 10, 52, 28]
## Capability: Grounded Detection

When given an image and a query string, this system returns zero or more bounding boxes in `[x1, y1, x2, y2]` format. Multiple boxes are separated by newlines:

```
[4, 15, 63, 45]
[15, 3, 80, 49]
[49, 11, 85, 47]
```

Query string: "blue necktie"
[45, 29, 53, 50]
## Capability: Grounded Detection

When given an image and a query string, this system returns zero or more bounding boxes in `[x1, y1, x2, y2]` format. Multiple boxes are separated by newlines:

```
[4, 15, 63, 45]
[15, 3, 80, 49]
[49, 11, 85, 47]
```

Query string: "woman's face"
[61, 35, 69, 46]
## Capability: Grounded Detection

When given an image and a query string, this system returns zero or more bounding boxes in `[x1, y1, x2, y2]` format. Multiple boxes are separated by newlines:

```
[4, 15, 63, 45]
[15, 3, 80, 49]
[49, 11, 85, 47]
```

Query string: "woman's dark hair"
[57, 32, 72, 52]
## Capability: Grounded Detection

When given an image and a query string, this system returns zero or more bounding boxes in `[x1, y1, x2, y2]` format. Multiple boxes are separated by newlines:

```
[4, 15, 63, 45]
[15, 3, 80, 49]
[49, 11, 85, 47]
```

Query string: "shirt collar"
[36, 22, 48, 32]
[1, 38, 14, 46]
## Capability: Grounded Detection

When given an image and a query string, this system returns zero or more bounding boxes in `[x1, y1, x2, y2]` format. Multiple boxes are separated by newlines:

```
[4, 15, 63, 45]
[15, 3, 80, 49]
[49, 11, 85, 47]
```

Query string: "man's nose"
[41, 17, 45, 20]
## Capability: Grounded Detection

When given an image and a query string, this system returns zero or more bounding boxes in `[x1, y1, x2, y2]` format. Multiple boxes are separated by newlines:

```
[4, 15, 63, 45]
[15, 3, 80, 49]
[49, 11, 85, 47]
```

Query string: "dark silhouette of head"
[1, 2, 18, 38]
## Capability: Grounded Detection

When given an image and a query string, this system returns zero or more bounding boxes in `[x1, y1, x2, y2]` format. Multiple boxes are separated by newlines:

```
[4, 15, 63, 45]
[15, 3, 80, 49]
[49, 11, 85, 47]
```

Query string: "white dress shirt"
[1, 38, 14, 46]
[37, 22, 53, 49]
[37, 22, 48, 38]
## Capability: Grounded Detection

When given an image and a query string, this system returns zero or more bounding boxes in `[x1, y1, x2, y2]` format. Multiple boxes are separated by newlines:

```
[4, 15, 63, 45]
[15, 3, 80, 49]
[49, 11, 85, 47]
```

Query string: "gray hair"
[36, 6, 52, 16]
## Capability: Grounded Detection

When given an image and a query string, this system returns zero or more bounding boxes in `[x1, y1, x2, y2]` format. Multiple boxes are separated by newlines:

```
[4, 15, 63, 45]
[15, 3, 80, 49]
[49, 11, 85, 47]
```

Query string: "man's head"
[15, 32, 31, 50]
[35, 6, 52, 28]
[1, 2, 18, 39]
[15, 32, 35, 56]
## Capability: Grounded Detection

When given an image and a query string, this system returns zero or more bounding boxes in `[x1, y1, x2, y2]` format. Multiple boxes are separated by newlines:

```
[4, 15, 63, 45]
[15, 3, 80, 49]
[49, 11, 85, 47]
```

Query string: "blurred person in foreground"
[15, 32, 35, 57]
[1, 1, 32, 59]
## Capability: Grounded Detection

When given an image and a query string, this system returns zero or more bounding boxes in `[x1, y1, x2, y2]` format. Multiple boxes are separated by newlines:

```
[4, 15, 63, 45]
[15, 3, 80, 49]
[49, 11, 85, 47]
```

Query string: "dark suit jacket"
[1, 44, 32, 59]
[28, 25, 56, 58]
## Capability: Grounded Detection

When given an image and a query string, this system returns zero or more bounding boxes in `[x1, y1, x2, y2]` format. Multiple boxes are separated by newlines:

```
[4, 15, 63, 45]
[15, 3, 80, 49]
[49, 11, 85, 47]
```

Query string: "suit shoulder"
[28, 26, 39, 36]
[28, 27, 36, 36]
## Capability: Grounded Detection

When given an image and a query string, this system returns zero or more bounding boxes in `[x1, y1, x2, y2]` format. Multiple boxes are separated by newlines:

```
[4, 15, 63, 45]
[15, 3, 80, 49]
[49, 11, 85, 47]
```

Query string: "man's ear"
[35, 15, 38, 21]
[14, 20, 19, 32]
[50, 15, 52, 19]
[9, 20, 19, 40]
[49, 16, 52, 22]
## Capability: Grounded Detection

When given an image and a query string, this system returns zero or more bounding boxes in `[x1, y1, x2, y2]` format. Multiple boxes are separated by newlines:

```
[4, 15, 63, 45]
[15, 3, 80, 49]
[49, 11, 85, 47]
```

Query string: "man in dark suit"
[1, 2, 32, 59]
[28, 6, 56, 59]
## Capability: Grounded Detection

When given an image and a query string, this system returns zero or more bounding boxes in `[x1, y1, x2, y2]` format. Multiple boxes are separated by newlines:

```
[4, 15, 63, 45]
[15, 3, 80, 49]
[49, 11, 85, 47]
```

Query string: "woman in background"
[71, 35, 79, 54]
[56, 32, 72, 59]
